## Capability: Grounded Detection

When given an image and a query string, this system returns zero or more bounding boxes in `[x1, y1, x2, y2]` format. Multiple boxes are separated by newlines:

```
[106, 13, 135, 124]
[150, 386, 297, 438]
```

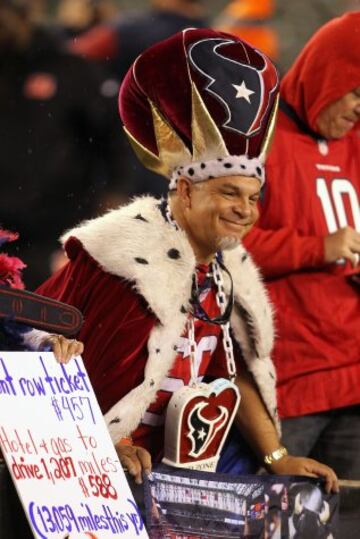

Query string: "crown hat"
[119, 28, 279, 188]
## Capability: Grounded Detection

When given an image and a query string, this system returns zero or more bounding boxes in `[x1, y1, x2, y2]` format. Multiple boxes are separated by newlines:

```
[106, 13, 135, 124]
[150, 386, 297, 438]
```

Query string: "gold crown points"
[259, 93, 279, 161]
[191, 83, 229, 162]
[123, 82, 230, 178]
[124, 81, 278, 179]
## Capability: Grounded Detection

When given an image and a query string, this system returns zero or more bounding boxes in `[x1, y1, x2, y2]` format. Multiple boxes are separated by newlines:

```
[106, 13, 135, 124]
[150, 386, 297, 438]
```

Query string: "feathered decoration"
[0, 227, 30, 349]
[0, 228, 26, 289]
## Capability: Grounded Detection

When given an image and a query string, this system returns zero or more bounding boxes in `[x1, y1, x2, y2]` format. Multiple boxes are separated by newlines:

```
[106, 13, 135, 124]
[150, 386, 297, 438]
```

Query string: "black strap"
[279, 98, 323, 140]
[0, 286, 83, 336]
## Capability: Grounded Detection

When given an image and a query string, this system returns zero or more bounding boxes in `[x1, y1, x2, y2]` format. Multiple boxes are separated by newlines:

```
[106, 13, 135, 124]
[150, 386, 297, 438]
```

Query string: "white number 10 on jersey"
[316, 178, 360, 233]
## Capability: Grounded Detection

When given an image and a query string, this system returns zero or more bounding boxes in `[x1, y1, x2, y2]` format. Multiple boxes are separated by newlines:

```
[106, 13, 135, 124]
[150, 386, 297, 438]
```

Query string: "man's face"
[182, 174, 261, 260]
[316, 87, 360, 139]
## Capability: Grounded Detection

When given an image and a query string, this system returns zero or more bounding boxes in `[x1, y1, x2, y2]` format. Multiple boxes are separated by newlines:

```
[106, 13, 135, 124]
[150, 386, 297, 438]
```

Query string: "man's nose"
[234, 199, 251, 218]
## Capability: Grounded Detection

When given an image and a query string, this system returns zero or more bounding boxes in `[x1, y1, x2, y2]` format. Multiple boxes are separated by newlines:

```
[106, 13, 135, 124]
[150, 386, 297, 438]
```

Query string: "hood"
[281, 12, 360, 134]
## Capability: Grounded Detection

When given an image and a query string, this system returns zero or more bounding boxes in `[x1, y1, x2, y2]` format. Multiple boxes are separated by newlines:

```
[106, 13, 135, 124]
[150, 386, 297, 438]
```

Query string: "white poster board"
[0, 351, 149, 539]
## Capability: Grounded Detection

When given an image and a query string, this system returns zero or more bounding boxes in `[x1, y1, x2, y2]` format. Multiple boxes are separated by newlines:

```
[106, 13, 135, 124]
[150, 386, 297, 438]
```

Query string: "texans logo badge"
[187, 401, 229, 458]
[188, 37, 277, 137]
[163, 378, 240, 471]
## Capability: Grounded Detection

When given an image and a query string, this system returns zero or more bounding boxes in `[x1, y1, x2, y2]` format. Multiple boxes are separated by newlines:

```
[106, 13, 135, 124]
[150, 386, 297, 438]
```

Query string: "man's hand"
[268, 455, 339, 494]
[116, 443, 152, 484]
[42, 334, 84, 364]
[324, 226, 360, 266]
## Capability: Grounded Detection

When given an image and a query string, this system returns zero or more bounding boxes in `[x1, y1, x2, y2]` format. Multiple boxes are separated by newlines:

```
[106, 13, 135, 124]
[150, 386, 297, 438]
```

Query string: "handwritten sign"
[0, 351, 149, 539]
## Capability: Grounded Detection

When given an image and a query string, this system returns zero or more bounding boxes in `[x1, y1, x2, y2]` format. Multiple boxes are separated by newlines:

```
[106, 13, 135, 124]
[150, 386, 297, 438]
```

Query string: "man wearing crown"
[37, 28, 338, 492]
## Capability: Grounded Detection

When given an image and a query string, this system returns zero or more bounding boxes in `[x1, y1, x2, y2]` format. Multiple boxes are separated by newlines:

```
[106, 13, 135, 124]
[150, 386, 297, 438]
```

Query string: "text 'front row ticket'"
[0, 351, 149, 539]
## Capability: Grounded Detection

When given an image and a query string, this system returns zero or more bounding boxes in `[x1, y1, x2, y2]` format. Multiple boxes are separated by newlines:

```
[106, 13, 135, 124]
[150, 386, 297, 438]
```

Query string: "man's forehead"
[204, 175, 261, 190]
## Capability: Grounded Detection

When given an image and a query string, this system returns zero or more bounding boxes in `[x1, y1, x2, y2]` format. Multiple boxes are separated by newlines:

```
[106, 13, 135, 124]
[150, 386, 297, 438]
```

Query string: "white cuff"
[22, 328, 52, 351]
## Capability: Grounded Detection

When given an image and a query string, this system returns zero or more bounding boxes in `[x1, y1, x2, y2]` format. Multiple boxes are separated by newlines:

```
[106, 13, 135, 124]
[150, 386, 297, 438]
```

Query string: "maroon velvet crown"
[119, 27, 279, 174]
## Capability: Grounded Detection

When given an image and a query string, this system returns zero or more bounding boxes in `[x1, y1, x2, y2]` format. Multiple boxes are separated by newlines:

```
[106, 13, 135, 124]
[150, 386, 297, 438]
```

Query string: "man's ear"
[176, 176, 193, 208]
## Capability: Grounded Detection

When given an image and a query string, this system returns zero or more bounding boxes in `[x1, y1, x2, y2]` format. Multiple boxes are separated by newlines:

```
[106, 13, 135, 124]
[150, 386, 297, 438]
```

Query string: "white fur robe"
[62, 197, 279, 441]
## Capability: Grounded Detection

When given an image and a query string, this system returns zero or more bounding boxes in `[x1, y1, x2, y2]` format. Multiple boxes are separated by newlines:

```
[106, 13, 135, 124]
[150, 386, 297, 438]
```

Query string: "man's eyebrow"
[219, 183, 261, 196]
[220, 183, 241, 192]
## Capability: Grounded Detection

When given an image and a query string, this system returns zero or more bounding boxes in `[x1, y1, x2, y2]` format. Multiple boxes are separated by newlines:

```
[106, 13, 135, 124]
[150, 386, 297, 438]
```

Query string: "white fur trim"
[22, 328, 51, 351]
[169, 155, 265, 190]
[62, 197, 278, 440]
[224, 249, 279, 433]
[62, 197, 195, 326]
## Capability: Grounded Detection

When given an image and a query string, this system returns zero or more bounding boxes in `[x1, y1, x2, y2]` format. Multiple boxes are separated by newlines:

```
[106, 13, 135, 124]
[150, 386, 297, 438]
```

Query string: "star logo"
[188, 38, 276, 135]
[232, 81, 255, 103]
[197, 428, 207, 441]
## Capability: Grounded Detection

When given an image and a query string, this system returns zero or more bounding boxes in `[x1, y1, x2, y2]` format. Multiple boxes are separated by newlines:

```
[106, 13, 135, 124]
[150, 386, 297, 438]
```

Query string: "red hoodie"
[243, 12, 360, 418]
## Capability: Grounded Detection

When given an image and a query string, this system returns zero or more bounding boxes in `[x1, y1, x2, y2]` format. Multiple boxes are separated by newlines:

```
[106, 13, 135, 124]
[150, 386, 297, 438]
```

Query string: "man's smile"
[220, 217, 250, 229]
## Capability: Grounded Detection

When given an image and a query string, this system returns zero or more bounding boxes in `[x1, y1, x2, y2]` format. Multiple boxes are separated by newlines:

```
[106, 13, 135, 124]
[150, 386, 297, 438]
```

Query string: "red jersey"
[244, 13, 360, 418]
[244, 108, 360, 418]
[133, 264, 224, 459]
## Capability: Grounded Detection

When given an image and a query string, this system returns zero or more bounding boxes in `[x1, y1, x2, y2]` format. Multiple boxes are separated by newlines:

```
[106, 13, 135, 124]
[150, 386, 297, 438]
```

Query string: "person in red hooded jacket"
[243, 12, 360, 479]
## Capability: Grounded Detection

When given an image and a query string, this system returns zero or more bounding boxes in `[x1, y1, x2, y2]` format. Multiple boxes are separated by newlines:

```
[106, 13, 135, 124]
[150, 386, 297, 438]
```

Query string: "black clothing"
[111, 9, 207, 80]
[0, 28, 121, 288]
